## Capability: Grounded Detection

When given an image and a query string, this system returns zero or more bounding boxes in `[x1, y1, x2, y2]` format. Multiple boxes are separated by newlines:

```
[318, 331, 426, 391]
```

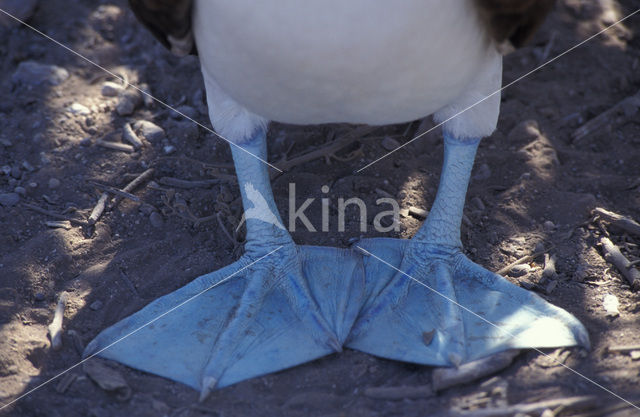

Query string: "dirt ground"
[1, 0, 640, 416]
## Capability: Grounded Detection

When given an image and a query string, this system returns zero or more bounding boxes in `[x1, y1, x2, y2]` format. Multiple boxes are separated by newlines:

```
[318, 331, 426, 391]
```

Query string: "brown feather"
[475, 0, 556, 50]
[128, 0, 196, 55]
[128, 1, 554, 58]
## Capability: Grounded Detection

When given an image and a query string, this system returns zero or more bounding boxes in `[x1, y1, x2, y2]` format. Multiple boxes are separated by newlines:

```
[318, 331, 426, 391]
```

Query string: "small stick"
[451, 396, 597, 417]
[45, 220, 72, 230]
[55, 373, 77, 394]
[89, 181, 140, 202]
[122, 123, 143, 149]
[22, 202, 87, 226]
[593, 207, 640, 237]
[607, 344, 640, 353]
[121, 168, 154, 193]
[569, 400, 640, 417]
[408, 206, 428, 220]
[497, 247, 551, 276]
[88, 192, 109, 225]
[542, 253, 557, 280]
[363, 385, 434, 400]
[432, 350, 520, 392]
[600, 236, 640, 290]
[275, 125, 378, 172]
[113, 168, 155, 206]
[571, 90, 640, 142]
[158, 177, 224, 189]
[48, 292, 69, 350]
[95, 139, 135, 153]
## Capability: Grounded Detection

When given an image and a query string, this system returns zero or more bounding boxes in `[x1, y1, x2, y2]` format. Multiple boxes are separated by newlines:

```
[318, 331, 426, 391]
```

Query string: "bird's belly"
[193, 0, 493, 125]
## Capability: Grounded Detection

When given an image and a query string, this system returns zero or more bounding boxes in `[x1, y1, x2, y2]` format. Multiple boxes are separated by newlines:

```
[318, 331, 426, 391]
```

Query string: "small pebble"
[67, 103, 91, 115]
[12, 61, 69, 86]
[603, 293, 620, 317]
[630, 351, 640, 360]
[509, 264, 531, 277]
[48, 178, 61, 189]
[163, 145, 176, 155]
[149, 211, 164, 228]
[381, 136, 401, 151]
[14, 186, 26, 196]
[1, 165, 10, 175]
[34, 292, 45, 302]
[101, 81, 123, 97]
[133, 120, 165, 142]
[28, 182, 38, 189]
[116, 90, 142, 116]
[90, 300, 104, 311]
[22, 161, 35, 171]
[508, 119, 541, 142]
[543, 220, 556, 232]
[0, 193, 20, 207]
[80, 137, 92, 146]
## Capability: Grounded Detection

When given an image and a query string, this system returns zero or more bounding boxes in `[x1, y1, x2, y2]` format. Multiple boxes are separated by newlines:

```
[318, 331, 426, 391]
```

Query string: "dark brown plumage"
[128, 0, 555, 57]
[475, 0, 556, 48]
[128, 0, 196, 55]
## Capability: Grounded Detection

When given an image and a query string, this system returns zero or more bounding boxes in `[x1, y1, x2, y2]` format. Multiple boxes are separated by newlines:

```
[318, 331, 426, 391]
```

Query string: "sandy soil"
[1, 0, 639, 416]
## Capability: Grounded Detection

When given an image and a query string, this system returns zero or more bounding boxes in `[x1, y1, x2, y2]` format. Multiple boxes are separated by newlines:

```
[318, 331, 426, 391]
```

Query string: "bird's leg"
[348, 132, 589, 366]
[84, 125, 364, 397]
[413, 133, 479, 248]
[195, 127, 344, 399]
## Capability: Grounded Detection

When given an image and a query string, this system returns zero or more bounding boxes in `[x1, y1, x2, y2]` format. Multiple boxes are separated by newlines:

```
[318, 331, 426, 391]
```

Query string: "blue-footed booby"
[85, 0, 588, 400]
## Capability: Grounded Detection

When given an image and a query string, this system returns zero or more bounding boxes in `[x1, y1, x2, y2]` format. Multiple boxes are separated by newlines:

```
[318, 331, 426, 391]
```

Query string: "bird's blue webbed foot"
[84, 130, 589, 397]
[347, 238, 589, 366]
[84, 240, 364, 396]
[346, 134, 589, 366]
[84, 127, 365, 398]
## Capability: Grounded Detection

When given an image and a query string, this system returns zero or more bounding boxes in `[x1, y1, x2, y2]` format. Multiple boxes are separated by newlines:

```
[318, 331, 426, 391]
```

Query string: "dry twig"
[452, 396, 597, 417]
[22, 202, 87, 226]
[158, 177, 226, 189]
[88, 193, 109, 225]
[432, 350, 519, 392]
[275, 125, 377, 172]
[593, 207, 640, 237]
[607, 344, 640, 353]
[497, 246, 551, 276]
[122, 122, 143, 149]
[112, 168, 155, 207]
[572, 89, 640, 142]
[89, 180, 140, 202]
[48, 292, 69, 350]
[95, 138, 135, 153]
[600, 236, 640, 290]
